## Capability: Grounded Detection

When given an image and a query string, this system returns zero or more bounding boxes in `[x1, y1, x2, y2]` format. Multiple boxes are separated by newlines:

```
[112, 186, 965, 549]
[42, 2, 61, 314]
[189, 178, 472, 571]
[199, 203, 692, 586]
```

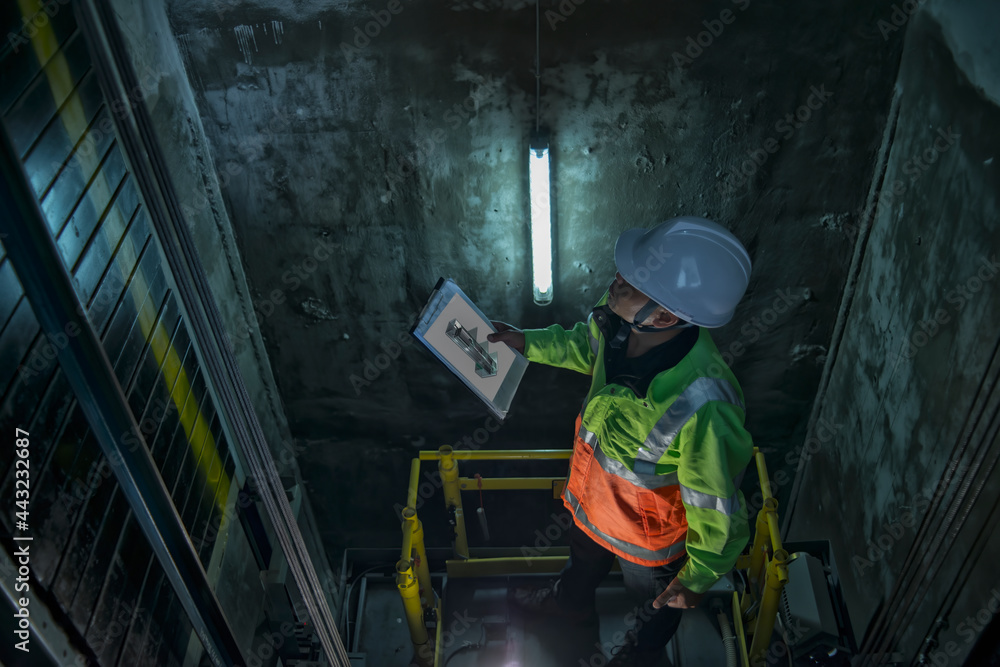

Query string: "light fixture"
[529, 134, 552, 305]
[529, 0, 553, 306]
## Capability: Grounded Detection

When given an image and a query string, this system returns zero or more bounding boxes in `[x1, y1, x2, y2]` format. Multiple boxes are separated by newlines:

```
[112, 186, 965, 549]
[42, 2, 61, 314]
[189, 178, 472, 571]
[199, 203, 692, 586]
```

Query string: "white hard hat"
[614, 217, 752, 328]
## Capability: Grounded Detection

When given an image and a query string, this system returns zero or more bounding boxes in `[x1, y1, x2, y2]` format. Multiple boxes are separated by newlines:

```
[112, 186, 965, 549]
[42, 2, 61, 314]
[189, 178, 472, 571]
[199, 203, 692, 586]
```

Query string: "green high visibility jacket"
[523, 294, 753, 593]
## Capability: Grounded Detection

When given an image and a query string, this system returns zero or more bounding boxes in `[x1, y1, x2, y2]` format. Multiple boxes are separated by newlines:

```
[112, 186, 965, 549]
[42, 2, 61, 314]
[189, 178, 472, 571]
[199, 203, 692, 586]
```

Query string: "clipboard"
[410, 278, 528, 421]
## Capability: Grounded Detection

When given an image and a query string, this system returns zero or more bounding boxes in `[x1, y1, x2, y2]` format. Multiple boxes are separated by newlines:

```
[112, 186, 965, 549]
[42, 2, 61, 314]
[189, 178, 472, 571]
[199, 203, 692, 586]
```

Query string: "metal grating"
[0, 2, 240, 664]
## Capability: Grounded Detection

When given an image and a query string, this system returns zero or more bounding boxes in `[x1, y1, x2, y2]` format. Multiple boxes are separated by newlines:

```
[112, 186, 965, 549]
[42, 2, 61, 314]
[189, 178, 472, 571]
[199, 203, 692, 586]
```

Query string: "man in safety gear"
[488, 217, 754, 666]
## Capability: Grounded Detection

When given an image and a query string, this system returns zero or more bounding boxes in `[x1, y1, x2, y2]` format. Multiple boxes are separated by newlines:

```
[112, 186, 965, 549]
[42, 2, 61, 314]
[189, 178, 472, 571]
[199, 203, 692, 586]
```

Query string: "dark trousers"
[556, 523, 686, 652]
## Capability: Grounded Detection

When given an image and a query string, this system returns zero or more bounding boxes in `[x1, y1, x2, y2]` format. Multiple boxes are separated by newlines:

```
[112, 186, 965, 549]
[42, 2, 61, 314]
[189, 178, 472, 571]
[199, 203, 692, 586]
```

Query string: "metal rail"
[394, 445, 789, 667]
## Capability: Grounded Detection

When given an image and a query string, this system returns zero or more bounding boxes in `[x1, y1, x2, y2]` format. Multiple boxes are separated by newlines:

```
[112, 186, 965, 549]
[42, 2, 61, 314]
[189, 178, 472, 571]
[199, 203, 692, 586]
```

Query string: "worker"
[487, 217, 755, 666]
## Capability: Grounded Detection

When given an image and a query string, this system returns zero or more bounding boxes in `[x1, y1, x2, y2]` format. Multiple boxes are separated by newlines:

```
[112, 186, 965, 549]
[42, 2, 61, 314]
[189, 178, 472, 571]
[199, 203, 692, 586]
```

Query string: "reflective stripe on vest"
[634, 377, 744, 474]
[680, 485, 741, 515]
[680, 465, 748, 516]
[586, 312, 599, 357]
[577, 421, 678, 490]
[563, 486, 687, 563]
[564, 415, 688, 566]
[579, 419, 742, 508]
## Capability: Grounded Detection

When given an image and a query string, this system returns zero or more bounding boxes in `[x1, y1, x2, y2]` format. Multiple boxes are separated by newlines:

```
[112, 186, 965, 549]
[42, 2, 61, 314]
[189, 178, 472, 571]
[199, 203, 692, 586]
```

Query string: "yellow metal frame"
[394, 445, 788, 667]
[739, 448, 790, 666]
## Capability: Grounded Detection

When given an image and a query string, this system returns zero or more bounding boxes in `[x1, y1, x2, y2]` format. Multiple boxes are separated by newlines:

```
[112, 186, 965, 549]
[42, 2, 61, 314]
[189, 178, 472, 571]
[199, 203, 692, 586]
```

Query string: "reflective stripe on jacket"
[522, 295, 753, 593]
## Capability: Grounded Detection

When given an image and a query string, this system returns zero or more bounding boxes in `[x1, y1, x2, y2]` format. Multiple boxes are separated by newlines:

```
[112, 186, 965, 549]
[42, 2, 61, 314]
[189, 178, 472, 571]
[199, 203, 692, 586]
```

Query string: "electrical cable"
[341, 564, 398, 646]
[717, 610, 738, 667]
[443, 623, 487, 666]
[535, 0, 540, 132]
[781, 624, 795, 667]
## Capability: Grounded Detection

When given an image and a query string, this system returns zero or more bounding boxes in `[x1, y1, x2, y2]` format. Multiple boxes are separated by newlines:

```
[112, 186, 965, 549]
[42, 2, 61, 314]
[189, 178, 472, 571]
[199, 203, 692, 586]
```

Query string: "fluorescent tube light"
[529, 142, 552, 306]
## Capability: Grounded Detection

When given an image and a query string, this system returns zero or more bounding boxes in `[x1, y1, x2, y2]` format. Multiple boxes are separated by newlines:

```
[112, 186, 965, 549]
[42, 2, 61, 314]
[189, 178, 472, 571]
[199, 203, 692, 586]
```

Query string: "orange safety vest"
[525, 301, 752, 586]
[562, 413, 688, 566]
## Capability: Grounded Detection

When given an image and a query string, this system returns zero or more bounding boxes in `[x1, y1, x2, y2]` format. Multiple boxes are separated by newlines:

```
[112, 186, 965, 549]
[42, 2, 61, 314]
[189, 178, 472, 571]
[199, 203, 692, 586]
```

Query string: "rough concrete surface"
[161, 0, 903, 561]
[786, 2, 1000, 661]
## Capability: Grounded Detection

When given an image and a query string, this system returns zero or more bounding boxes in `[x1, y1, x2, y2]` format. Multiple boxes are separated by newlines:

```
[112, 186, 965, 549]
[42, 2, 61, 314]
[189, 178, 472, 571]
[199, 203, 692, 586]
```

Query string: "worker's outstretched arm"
[489, 319, 597, 375]
[657, 402, 754, 607]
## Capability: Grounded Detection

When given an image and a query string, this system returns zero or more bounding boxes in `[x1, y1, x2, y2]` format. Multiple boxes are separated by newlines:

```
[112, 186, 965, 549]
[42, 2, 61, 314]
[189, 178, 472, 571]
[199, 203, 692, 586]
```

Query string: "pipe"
[749, 548, 789, 663]
[407, 458, 421, 508]
[419, 449, 572, 461]
[396, 559, 431, 666]
[401, 507, 434, 608]
[749, 497, 778, 590]
[718, 611, 738, 667]
[439, 446, 469, 558]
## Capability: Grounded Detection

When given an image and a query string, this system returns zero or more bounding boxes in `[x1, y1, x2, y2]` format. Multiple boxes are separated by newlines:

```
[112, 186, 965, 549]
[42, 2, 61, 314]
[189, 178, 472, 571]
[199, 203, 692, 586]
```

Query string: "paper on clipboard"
[411, 278, 527, 421]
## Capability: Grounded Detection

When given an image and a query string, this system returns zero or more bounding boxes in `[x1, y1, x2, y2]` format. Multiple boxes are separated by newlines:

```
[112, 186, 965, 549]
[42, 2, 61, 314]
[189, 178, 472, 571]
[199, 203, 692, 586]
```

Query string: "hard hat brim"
[613, 220, 750, 328]
[613, 228, 647, 283]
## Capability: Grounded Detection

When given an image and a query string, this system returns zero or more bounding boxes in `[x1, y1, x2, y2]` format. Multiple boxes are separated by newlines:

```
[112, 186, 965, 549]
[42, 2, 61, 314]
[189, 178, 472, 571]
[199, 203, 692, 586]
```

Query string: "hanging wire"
[535, 0, 541, 132]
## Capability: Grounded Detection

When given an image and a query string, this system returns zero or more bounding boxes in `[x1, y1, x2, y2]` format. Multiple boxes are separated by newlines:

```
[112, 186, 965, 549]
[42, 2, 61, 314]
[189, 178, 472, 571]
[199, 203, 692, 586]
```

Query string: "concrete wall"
[787, 0, 1000, 661]
[164, 0, 903, 553]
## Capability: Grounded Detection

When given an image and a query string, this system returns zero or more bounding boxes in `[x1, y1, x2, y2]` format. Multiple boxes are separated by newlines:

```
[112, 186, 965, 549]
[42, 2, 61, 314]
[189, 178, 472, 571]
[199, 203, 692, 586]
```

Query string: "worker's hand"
[488, 321, 525, 354]
[653, 577, 704, 609]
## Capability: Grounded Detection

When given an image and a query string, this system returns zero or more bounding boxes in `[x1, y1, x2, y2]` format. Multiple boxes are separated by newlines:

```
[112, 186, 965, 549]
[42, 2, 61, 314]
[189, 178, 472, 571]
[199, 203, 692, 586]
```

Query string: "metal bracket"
[446, 319, 498, 377]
